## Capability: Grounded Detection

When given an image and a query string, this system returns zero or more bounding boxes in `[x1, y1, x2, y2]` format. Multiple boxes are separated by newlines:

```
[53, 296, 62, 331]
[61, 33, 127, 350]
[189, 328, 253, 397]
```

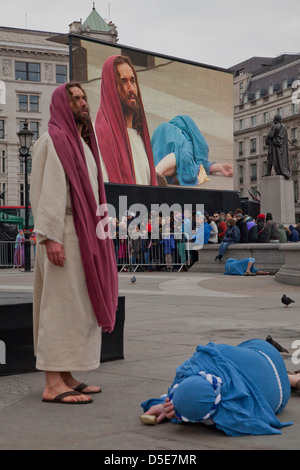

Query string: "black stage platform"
[0, 294, 125, 376]
[104, 182, 241, 217]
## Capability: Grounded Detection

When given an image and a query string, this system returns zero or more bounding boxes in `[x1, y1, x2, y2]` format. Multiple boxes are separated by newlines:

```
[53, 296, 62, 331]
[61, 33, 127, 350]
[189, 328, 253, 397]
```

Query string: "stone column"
[276, 244, 300, 286]
[260, 175, 295, 225]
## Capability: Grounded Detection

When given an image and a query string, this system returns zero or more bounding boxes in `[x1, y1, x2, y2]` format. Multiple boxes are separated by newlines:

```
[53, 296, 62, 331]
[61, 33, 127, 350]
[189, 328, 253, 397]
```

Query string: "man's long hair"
[65, 82, 91, 144]
[114, 56, 143, 135]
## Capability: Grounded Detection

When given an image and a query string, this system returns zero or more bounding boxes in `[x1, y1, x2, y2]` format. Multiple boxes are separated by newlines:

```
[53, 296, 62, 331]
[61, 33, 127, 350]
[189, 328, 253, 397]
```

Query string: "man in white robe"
[30, 83, 118, 404]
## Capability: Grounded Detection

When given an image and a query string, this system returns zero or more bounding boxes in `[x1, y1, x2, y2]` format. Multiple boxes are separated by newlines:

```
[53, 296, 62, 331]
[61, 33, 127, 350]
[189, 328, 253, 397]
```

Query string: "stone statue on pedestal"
[264, 115, 291, 179]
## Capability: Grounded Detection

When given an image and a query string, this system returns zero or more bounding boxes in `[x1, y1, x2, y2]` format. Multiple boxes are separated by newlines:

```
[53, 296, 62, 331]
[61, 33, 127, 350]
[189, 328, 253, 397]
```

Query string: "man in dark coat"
[235, 213, 248, 243]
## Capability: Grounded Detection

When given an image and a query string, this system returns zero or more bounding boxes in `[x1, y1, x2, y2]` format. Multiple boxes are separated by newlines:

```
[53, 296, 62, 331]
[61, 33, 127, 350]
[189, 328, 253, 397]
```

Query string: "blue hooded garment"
[151, 115, 212, 186]
[141, 339, 292, 436]
[224, 258, 258, 275]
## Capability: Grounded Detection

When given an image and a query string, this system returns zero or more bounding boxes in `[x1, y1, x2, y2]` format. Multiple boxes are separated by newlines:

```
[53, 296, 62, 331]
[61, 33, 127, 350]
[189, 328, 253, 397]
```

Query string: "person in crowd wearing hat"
[278, 224, 287, 243]
[288, 225, 299, 242]
[214, 218, 240, 262]
[235, 213, 248, 243]
[141, 338, 297, 436]
[245, 216, 258, 243]
[257, 214, 271, 243]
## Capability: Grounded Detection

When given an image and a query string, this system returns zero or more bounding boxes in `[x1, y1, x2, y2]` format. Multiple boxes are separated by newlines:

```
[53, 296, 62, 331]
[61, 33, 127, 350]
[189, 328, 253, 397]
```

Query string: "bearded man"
[30, 82, 118, 404]
[94, 55, 158, 186]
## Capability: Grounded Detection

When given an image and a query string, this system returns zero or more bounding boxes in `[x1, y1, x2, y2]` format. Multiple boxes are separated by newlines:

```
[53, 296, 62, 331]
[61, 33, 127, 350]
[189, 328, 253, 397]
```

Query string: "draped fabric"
[94, 55, 157, 185]
[224, 257, 258, 275]
[151, 115, 212, 186]
[142, 340, 292, 436]
[48, 84, 118, 333]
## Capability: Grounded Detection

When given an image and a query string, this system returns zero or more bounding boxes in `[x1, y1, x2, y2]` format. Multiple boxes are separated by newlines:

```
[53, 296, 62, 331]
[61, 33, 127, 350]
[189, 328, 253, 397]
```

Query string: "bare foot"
[43, 372, 92, 403]
[288, 372, 300, 389]
[61, 372, 101, 394]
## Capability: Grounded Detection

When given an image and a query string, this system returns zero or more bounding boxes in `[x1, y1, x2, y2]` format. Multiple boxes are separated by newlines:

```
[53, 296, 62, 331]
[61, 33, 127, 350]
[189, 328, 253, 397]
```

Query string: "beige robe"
[30, 132, 102, 371]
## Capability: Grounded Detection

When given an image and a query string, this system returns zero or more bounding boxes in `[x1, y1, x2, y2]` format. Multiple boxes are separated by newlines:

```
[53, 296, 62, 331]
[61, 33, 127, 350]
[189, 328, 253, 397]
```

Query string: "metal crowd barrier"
[0, 234, 192, 272]
[113, 232, 192, 272]
[0, 241, 35, 270]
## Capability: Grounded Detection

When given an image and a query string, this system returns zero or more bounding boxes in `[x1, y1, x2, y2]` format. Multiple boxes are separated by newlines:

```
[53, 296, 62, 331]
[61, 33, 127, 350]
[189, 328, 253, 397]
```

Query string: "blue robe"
[151, 115, 212, 186]
[224, 257, 257, 275]
[141, 339, 292, 436]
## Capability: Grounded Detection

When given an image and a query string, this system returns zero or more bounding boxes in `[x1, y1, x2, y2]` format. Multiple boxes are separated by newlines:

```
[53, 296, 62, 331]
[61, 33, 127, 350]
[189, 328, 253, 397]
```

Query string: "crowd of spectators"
[108, 208, 300, 270]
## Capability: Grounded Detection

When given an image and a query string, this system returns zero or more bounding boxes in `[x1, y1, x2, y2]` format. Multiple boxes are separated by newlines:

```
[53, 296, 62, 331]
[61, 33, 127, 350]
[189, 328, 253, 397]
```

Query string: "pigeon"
[281, 294, 295, 307]
[265, 335, 289, 353]
[131, 276, 136, 284]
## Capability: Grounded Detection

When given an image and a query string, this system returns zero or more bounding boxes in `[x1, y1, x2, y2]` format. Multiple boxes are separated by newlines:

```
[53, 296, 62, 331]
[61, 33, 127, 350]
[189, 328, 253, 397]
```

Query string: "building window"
[19, 158, 31, 174]
[268, 84, 273, 95]
[251, 115, 257, 127]
[263, 161, 268, 174]
[250, 163, 257, 182]
[250, 138, 257, 154]
[239, 119, 244, 130]
[292, 155, 298, 175]
[239, 165, 244, 184]
[18, 94, 39, 112]
[239, 82, 244, 103]
[0, 183, 6, 205]
[294, 180, 299, 203]
[56, 65, 67, 84]
[15, 61, 40, 82]
[20, 183, 24, 206]
[238, 141, 243, 156]
[263, 112, 269, 123]
[0, 120, 4, 139]
[19, 121, 39, 141]
[292, 103, 299, 115]
[277, 107, 283, 117]
[0, 150, 5, 173]
[291, 128, 298, 143]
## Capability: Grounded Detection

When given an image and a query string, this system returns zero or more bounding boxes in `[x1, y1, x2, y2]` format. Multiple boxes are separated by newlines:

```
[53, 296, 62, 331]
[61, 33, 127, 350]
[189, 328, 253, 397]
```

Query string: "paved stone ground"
[0, 269, 299, 450]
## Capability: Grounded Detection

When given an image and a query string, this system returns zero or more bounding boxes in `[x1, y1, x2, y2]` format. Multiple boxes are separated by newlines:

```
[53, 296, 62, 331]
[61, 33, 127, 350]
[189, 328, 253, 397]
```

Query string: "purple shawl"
[48, 84, 118, 333]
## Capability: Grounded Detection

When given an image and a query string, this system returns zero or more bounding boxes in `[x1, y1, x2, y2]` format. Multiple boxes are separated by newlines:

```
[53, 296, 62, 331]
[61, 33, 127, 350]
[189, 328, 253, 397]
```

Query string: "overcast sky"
[1, 0, 300, 69]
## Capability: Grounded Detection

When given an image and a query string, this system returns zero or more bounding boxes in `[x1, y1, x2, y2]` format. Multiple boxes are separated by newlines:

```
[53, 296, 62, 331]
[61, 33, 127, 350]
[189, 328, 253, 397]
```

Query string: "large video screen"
[70, 35, 233, 191]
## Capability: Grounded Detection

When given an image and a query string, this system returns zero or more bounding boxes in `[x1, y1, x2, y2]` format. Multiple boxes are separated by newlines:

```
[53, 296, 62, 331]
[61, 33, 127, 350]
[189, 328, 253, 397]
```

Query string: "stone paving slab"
[0, 269, 299, 450]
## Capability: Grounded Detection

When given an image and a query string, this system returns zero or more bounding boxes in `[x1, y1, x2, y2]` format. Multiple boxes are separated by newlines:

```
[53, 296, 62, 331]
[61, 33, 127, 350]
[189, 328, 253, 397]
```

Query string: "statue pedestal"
[276, 244, 300, 286]
[260, 175, 295, 225]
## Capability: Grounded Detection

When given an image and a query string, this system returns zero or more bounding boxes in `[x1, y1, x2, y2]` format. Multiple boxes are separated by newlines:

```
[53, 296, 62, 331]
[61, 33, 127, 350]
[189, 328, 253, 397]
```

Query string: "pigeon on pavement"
[281, 294, 295, 307]
[131, 276, 136, 283]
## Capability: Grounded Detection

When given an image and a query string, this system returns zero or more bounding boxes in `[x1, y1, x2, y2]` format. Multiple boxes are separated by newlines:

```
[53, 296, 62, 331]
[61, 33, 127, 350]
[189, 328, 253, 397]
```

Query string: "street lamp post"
[17, 121, 34, 272]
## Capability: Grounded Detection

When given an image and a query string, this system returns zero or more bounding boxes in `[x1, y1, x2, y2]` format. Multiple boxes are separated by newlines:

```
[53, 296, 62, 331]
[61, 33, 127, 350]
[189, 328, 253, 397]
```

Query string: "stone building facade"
[230, 54, 300, 222]
[0, 5, 117, 207]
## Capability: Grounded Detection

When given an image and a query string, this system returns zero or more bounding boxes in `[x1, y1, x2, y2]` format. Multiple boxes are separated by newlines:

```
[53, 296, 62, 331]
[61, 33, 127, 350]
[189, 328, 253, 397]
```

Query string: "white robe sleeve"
[30, 132, 68, 245]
